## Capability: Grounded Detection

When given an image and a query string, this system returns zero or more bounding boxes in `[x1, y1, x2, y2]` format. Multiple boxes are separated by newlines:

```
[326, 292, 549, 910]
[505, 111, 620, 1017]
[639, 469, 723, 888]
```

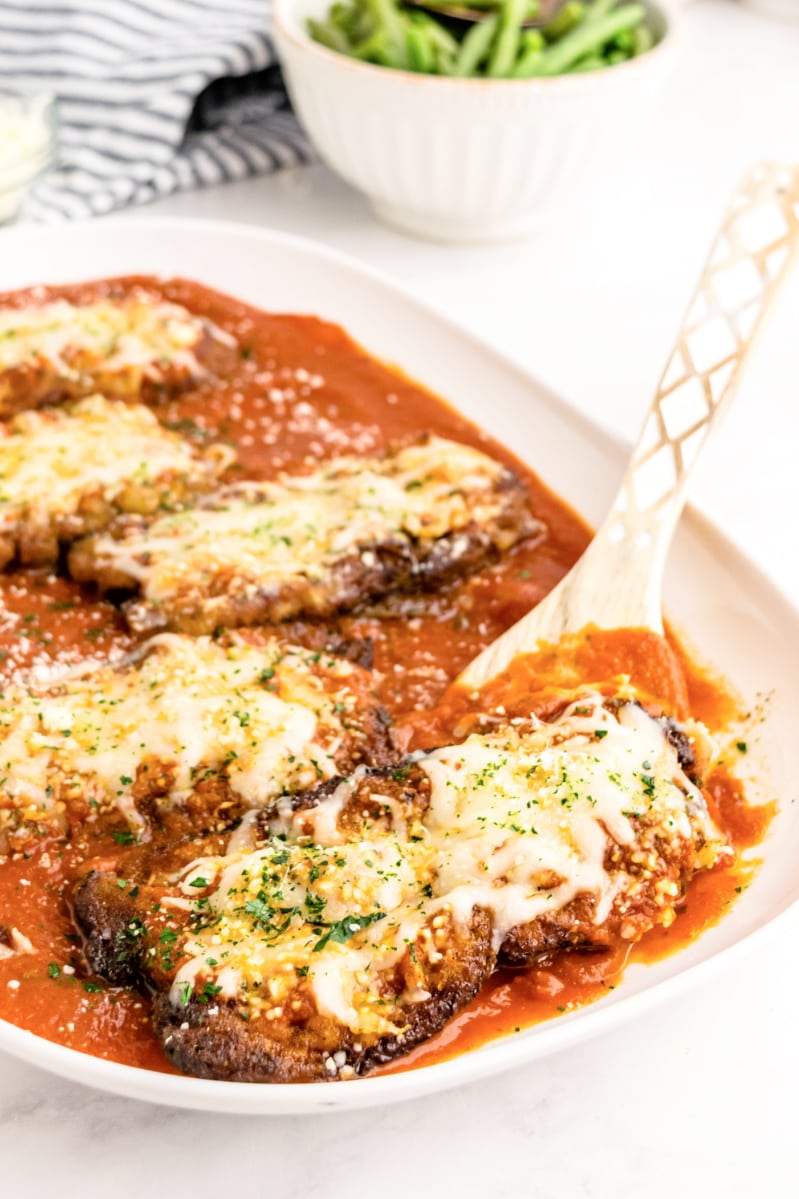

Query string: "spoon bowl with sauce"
[460, 161, 799, 696]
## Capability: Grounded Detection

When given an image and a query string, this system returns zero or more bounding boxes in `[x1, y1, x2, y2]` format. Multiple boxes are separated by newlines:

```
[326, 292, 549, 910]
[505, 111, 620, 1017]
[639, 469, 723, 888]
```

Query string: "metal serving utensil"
[406, 0, 564, 27]
[459, 162, 799, 691]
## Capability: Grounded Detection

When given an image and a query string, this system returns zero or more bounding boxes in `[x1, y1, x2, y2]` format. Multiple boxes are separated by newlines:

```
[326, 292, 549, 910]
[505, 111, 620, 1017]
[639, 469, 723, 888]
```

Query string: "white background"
[2, 1, 798, 1194]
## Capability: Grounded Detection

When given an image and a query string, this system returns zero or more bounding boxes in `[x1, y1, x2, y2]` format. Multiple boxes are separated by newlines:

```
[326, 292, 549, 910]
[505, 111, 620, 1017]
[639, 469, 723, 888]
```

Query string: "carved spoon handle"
[460, 162, 799, 690]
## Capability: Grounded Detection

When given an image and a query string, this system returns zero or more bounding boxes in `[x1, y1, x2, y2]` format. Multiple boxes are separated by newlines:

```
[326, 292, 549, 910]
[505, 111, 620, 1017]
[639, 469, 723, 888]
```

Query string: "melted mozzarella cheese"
[0, 395, 228, 519]
[169, 833, 433, 1035]
[0, 293, 234, 377]
[89, 436, 512, 599]
[167, 697, 728, 1034]
[423, 697, 726, 946]
[0, 633, 362, 832]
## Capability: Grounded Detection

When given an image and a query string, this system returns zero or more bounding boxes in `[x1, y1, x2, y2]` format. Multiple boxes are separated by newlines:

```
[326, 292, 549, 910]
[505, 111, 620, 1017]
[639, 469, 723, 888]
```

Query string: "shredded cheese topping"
[0, 633, 366, 837]
[0, 395, 229, 523]
[89, 436, 515, 599]
[168, 697, 728, 1035]
[422, 697, 725, 944]
[170, 828, 434, 1036]
[0, 293, 234, 380]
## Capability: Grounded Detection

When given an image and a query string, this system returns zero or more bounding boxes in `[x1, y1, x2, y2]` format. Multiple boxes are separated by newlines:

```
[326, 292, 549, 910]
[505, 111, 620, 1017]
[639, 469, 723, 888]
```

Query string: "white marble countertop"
[2, 1, 798, 1194]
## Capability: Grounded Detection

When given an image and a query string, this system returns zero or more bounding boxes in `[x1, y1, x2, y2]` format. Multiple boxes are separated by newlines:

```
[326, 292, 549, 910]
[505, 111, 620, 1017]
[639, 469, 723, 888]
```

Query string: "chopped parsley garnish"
[640, 773, 656, 799]
[313, 911, 385, 953]
[244, 897, 275, 928]
[112, 829, 138, 845]
[304, 889, 328, 916]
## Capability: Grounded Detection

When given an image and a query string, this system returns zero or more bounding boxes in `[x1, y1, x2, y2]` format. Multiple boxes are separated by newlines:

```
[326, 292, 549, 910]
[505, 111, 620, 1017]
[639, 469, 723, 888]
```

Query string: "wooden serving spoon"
[459, 162, 799, 692]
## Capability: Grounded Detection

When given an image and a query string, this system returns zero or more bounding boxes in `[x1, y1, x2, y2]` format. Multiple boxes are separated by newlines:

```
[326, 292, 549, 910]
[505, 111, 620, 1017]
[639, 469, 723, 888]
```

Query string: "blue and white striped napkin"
[0, 0, 315, 221]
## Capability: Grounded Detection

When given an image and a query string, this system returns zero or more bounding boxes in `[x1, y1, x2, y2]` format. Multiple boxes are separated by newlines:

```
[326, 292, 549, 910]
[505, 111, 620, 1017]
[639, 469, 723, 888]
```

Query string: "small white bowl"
[274, 0, 678, 243]
[0, 91, 56, 224]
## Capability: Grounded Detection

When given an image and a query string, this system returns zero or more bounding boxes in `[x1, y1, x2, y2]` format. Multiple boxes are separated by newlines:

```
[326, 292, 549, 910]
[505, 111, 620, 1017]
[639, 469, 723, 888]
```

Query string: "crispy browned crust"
[74, 831, 206, 984]
[283, 761, 431, 832]
[154, 908, 494, 1083]
[0, 328, 238, 420]
[74, 759, 492, 1082]
[74, 766, 412, 995]
[69, 466, 542, 635]
[75, 832, 495, 1083]
[73, 699, 717, 1081]
[276, 725, 709, 969]
[74, 871, 163, 987]
[491, 705, 710, 966]
[499, 811, 698, 966]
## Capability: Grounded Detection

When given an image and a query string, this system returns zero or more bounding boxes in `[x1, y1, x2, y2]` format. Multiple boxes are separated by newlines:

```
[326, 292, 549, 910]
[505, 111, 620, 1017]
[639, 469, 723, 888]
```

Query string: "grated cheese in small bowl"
[0, 91, 57, 223]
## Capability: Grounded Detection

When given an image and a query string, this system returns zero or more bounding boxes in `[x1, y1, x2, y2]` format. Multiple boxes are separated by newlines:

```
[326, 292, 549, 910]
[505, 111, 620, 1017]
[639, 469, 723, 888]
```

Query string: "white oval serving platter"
[0, 218, 796, 1115]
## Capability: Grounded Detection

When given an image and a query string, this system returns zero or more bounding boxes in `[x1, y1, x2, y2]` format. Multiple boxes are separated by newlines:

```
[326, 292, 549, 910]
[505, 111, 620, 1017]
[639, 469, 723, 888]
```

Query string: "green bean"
[584, 0, 619, 20]
[542, 1, 585, 41]
[340, 0, 377, 39]
[452, 12, 499, 75]
[633, 23, 653, 54]
[535, 3, 644, 74]
[419, 14, 461, 56]
[334, 4, 373, 48]
[307, 18, 353, 54]
[370, 0, 410, 66]
[487, 0, 527, 78]
[422, 21, 460, 72]
[612, 26, 635, 52]
[307, 0, 656, 79]
[406, 22, 437, 70]
[569, 53, 606, 71]
[352, 28, 394, 63]
[510, 27, 545, 76]
[330, 1, 359, 33]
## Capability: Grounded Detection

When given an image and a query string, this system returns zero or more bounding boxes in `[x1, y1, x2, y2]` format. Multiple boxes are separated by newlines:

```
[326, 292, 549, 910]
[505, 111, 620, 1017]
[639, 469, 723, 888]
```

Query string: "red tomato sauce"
[0, 277, 772, 1077]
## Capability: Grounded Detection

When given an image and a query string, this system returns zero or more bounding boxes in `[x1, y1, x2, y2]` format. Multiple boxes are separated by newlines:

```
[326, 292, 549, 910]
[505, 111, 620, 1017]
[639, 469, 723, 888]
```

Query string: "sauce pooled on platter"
[0, 277, 772, 1077]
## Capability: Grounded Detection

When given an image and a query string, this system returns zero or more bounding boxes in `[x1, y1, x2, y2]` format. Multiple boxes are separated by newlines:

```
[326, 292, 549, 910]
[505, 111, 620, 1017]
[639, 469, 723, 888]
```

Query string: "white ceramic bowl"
[274, 0, 678, 243]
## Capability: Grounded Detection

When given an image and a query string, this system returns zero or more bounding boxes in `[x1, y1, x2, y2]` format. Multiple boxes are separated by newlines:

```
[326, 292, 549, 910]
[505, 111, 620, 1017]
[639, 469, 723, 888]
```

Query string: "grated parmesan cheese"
[89, 436, 520, 599]
[0, 293, 235, 384]
[0, 394, 230, 522]
[167, 697, 729, 1035]
[0, 632, 367, 843]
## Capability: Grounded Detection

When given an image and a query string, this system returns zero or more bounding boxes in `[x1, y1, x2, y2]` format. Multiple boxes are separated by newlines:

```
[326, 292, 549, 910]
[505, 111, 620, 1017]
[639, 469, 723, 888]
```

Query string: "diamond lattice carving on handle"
[622, 163, 799, 525]
[460, 162, 799, 689]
